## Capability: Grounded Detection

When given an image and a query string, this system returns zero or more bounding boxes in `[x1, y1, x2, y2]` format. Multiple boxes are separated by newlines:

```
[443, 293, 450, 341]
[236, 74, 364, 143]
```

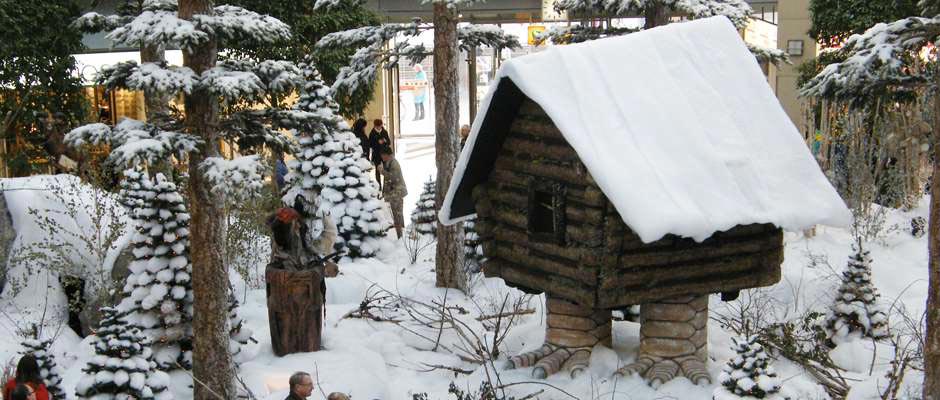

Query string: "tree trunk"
[179, 1, 236, 400]
[644, 2, 667, 29]
[924, 83, 940, 400]
[433, 2, 466, 292]
[140, 43, 171, 123]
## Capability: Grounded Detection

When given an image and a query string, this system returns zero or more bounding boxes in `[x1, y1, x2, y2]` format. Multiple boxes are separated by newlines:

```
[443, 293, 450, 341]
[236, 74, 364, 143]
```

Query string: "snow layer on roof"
[440, 16, 852, 243]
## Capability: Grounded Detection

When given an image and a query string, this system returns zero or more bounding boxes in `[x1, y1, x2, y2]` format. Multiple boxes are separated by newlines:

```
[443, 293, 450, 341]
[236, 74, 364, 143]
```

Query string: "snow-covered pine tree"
[75, 306, 172, 400]
[284, 60, 389, 258]
[121, 173, 194, 370]
[713, 335, 785, 400]
[410, 177, 437, 236]
[824, 243, 889, 344]
[227, 288, 254, 364]
[281, 85, 331, 252]
[20, 338, 66, 400]
[67, 4, 297, 392]
[463, 217, 484, 273]
[119, 167, 155, 212]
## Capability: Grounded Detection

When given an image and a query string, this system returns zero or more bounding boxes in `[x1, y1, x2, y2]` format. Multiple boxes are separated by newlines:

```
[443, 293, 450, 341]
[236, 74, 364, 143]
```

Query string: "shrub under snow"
[714, 335, 786, 400]
[75, 307, 172, 400]
[824, 244, 889, 344]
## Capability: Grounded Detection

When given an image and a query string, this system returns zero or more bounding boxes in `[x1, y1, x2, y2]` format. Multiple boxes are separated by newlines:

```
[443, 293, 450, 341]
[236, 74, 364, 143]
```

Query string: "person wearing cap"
[378, 145, 408, 239]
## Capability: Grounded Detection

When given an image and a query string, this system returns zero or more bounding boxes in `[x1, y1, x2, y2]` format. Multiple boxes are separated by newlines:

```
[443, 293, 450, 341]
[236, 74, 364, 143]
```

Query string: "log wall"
[475, 98, 783, 310]
[477, 99, 608, 308]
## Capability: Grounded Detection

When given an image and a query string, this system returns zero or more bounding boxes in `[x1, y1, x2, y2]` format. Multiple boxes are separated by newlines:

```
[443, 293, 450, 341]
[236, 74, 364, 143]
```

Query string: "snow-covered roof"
[440, 16, 852, 243]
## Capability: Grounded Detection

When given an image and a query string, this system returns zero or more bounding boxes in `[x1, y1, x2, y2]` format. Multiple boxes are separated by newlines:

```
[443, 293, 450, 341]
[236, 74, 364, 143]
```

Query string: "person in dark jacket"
[275, 154, 288, 192]
[352, 118, 370, 160]
[368, 119, 391, 189]
[378, 146, 408, 239]
[285, 371, 313, 400]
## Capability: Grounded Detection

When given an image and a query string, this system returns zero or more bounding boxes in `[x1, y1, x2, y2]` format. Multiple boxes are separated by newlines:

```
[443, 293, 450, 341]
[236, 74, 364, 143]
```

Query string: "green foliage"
[808, 0, 920, 48]
[224, 185, 278, 289]
[796, 51, 847, 90]
[223, 0, 381, 117]
[0, 0, 87, 147]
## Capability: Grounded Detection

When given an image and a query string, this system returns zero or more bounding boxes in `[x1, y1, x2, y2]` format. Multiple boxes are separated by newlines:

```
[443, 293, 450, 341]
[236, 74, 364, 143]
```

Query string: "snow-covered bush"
[463, 217, 484, 274]
[20, 338, 66, 400]
[120, 173, 193, 370]
[824, 244, 889, 344]
[714, 335, 785, 400]
[4, 175, 128, 329]
[403, 225, 435, 265]
[75, 306, 172, 400]
[410, 178, 436, 237]
[228, 288, 254, 364]
[911, 216, 926, 237]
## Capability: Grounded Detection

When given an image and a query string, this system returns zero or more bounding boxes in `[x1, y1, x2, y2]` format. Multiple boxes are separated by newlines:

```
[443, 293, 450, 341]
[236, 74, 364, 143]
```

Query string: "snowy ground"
[0, 143, 930, 399]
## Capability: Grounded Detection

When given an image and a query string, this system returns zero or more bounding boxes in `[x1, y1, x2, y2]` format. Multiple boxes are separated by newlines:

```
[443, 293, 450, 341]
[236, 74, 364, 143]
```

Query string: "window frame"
[526, 178, 567, 245]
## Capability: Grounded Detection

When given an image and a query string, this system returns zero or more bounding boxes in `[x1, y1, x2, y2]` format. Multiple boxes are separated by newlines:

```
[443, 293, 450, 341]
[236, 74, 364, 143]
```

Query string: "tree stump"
[266, 266, 325, 356]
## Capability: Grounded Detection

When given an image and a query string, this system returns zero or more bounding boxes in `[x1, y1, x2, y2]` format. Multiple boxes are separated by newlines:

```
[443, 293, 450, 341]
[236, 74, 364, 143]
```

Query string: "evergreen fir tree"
[121, 173, 194, 370]
[284, 60, 389, 258]
[463, 217, 484, 274]
[281, 59, 334, 247]
[119, 168, 153, 213]
[228, 288, 254, 364]
[713, 335, 786, 400]
[20, 338, 66, 400]
[825, 243, 889, 343]
[75, 307, 172, 400]
[410, 177, 437, 237]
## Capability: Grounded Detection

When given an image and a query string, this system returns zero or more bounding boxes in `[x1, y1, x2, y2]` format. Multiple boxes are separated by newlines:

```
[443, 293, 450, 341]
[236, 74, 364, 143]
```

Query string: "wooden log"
[502, 135, 580, 162]
[546, 297, 595, 316]
[616, 231, 782, 269]
[598, 253, 782, 308]
[266, 267, 324, 356]
[548, 314, 603, 331]
[489, 169, 607, 208]
[517, 99, 549, 118]
[485, 188, 605, 226]
[494, 244, 597, 286]
[494, 153, 591, 184]
[509, 117, 564, 140]
[600, 248, 780, 290]
[497, 260, 595, 306]
[489, 222, 584, 262]
[489, 177, 606, 211]
[546, 327, 606, 348]
[488, 205, 605, 247]
[507, 130, 571, 148]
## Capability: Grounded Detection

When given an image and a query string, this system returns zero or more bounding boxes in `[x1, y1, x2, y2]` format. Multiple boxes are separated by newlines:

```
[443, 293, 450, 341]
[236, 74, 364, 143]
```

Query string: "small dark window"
[527, 180, 566, 244]
[530, 190, 555, 233]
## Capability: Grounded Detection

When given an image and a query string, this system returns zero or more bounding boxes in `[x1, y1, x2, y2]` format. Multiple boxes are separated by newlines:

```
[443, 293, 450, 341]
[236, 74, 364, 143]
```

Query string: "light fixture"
[786, 40, 804, 56]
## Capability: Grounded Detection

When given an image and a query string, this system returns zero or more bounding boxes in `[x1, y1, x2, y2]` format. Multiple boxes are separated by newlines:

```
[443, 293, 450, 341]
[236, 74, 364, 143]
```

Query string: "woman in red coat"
[3, 355, 49, 400]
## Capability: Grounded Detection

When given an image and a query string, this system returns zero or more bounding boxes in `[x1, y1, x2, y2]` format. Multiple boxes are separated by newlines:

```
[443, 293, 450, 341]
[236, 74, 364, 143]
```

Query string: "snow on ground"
[0, 144, 930, 399]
